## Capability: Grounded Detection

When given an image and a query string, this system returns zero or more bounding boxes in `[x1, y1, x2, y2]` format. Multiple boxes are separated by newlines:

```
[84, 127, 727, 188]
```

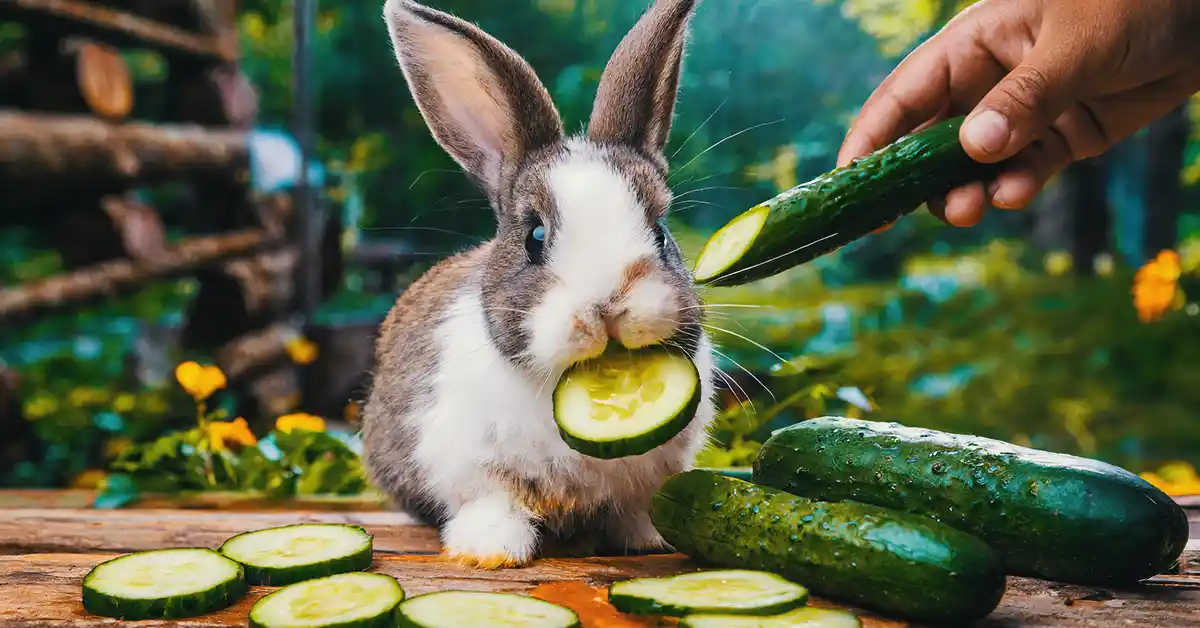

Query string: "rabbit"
[361, 0, 715, 570]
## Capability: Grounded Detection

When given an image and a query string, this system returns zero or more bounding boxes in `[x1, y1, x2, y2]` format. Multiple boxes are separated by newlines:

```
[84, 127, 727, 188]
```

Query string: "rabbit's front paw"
[606, 508, 672, 555]
[440, 495, 538, 570]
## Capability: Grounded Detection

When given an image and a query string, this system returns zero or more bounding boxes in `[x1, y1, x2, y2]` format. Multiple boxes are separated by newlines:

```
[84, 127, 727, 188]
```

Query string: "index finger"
[837, 39, 952, 167]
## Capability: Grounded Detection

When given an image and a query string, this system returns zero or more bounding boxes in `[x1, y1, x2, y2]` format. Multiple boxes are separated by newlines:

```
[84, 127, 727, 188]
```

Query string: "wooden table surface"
[0, 497, 1198, 627]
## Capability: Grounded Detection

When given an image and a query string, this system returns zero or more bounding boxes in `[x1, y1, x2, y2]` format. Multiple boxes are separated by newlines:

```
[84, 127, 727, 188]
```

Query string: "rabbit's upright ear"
[384, 0, 563, 199]
[587, 0, 698, 161]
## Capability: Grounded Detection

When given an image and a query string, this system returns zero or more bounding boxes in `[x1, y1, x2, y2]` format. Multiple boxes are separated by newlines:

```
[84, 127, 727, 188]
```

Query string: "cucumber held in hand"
[752, 417, 1190, 586]
[692, 116, 1000, 286]
[680, 606, 862, 628]
[82, 548, 247, 620]
[397, 591, 580, 628]
[609, 569, 808, 617]
[249, 572, 405, 628]
[553, 347, 701, 459]
[651, 470, 1005, 625]
[219, 523, 374, 586]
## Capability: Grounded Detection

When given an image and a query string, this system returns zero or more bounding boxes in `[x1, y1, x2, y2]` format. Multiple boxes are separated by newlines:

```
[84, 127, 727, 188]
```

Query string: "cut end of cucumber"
[553, 348, 701, 459]
[692, 205, 769, 283]
[609, 569, 809, 617]
[219, 523, 373, 586]
[680, 606, 862, 628]
[82, 548, 247, 620]
[250, 572, 404, 628]
[397, 591, 580, 628]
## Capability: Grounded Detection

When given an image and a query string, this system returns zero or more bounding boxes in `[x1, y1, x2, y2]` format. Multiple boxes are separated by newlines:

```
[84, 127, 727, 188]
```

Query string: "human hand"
[838, 0, 1200, 227]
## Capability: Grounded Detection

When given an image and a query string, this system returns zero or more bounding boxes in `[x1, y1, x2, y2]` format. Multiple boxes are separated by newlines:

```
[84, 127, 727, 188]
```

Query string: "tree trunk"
[1143, 104, 1189, 259]
[1058, 156, 1112, 276]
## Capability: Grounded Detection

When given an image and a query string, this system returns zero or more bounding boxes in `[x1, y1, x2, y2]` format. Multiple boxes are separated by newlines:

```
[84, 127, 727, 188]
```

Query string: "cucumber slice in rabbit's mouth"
[553, 347, 701, 459]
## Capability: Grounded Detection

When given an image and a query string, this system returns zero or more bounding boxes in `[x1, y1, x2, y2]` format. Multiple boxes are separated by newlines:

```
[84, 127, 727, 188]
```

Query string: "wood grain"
[0, 509, 436, 556]
[1, 552, 1198, 628]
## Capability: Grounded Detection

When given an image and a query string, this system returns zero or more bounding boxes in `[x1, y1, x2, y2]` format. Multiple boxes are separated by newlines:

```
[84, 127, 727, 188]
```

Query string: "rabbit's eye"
[526, 223, 547, 263]
[653, 222, 668, 250]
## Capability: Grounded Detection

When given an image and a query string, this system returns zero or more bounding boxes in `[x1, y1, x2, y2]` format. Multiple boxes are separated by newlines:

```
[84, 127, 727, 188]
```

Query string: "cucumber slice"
[609, 570, 809, 617]
[553, 347, 701, 459]
[692, 116, 1002, 286]
[249, 572, 405, 628]
[219, 523, 373, 585]
[396, 591, 581, 628]
[680, 606, 862, 628]
[81, 548, 247, 620]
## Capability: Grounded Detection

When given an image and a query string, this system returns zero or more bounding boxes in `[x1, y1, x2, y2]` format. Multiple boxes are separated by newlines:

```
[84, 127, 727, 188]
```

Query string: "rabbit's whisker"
[672, 185, 746, 200]
[698, 322, 788, 370]
[669, 92, 729, 161]
[709, 360, 755, 415]
[668, 118, 785, 182]
[361, 225, 480, 240]
[709, 346, 775, 404]
[407, 168, 469, 190]
[699, 233, 840, 288]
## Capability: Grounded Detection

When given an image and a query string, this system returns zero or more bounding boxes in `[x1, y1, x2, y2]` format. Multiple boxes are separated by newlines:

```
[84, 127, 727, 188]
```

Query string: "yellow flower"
[71, 469, 108, 489]
[276, 413, 326, 434]
[285, 337, 319, 365]
[1132, 250, 1182, 322]
[113, 393, 136, 413]
[23, 394, 58, 420]
[207, 418, 258, 451]
[1141, 460, 1200, 497]
[104, 437, 133, 459]
[1043, 250, 1072, 277]
[175, 361, 227, 401]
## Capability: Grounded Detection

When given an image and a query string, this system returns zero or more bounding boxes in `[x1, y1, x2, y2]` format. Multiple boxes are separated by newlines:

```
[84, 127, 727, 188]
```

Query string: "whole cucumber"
[752, 417, 1190, 586]
[692, 116, 1001, 286]
[651, 470, 1006, 625]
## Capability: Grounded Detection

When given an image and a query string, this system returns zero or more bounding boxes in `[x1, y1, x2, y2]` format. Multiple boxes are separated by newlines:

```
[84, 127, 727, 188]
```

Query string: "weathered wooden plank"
[0, 509, 436, 556]
[1, 552, 1198, 628]
[0, 490, 388, 511]
[0, 0, 235, 61]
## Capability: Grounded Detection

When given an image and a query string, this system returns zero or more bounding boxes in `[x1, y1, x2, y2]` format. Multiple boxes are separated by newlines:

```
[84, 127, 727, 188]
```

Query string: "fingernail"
[963, 110, 1011, 156]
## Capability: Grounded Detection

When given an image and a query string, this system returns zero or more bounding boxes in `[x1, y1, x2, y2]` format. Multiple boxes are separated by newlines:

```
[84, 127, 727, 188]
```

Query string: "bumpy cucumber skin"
[553, 348, 702, 460]
[608, 573, 808, 617]
[81, 550, 248, 620]
[697, 116, 999, 286]
[651, 470, 1006, 625]
[752, 417, 1190, 586]
[218, 524, 374, 586]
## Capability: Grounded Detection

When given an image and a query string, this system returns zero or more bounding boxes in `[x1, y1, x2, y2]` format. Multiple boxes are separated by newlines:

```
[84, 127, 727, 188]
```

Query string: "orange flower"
[285, 337, 319, 365]
[207, 418, 258, 450]
[1132, 250, 1182, 322]
[71, 469, 108, 489]
[275, 413, 326, 434]
[175, 361, 227, 401]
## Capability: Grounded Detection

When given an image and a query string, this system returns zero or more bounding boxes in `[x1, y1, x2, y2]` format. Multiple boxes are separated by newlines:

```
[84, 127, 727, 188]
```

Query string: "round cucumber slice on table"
[609, 570, 809, 617]
[219, 523, 373, 585]
[553, 347, 701, 459]
[249, 572, 405, 628]
[680, 606, 862, 628]
[81, 548, 247, 620]
[397, 591, 580, 628]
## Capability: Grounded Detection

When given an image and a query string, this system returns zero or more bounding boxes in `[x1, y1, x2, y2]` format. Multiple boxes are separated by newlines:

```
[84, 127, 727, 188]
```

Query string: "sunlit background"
[1, 0, 1198, 505]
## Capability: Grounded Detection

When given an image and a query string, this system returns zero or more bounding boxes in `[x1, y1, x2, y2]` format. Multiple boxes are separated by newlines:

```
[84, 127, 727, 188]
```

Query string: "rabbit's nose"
[602, 311, 625, 341]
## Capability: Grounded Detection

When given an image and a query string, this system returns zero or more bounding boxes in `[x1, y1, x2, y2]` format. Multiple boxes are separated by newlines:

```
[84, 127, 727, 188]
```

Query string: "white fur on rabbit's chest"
[411, 289, 714, 514]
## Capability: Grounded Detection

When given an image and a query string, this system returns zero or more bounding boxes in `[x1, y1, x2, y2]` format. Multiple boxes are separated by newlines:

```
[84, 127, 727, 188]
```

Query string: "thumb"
[961, 46, 1084, 163]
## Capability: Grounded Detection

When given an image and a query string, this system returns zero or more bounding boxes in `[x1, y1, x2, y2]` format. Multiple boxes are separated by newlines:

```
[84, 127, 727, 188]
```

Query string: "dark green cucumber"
[218, 523, 374, 586]
[651, 470, 1006, 625]
[752, 417, 1190, 586]
[692, 116, 1000, 286]
[82, 548, 248, 620]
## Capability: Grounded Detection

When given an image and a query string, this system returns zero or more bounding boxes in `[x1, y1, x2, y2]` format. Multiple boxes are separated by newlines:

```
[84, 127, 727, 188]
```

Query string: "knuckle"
[995, 66, 1054, 118]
